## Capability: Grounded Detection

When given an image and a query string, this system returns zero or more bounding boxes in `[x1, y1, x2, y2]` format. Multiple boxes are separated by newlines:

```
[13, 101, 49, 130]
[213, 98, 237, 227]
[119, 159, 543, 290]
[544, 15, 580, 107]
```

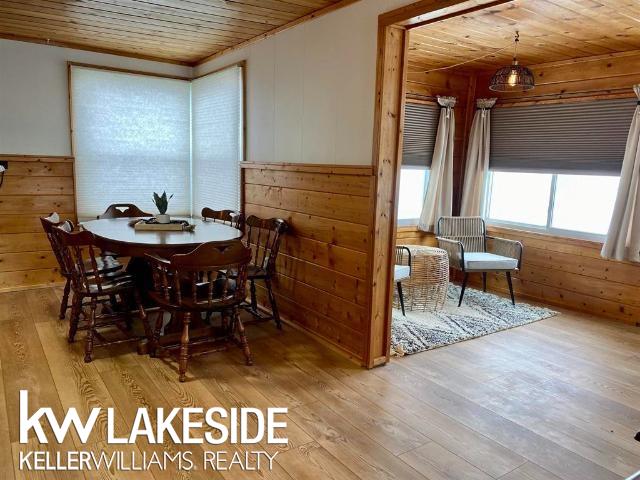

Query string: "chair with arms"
[98, 203, 152, 219]
[53, 226, 151, 362]
[436, 216, 522, 306]
[145, 240, 253, 382]
[394, 246, 412, 316]
[201, 207, 244, 230]
[243, 215, 288, 329]
[40, 213, 122, 319]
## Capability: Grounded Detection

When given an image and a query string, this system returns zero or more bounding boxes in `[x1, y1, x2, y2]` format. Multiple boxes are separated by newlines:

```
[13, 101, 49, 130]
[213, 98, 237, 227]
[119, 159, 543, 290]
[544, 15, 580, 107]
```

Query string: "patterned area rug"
[391, 284, 556, 356]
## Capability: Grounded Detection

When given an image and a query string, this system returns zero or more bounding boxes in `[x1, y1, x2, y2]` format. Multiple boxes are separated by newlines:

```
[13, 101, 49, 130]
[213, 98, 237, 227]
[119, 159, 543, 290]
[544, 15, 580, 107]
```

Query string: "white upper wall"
[0, 40, 191, 156]
[195, 0, 410, 166]
[0, 0, 412, 163]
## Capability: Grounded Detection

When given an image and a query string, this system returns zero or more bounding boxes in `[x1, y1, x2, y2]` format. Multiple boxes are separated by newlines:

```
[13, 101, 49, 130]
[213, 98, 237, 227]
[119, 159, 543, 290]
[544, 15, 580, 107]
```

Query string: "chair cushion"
[464, 252, 518, 271]
[394, 265, 411, 281]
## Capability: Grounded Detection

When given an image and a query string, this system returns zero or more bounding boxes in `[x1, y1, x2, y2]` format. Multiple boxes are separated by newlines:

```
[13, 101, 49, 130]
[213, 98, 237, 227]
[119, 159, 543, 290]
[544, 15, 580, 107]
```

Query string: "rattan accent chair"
[201, 207, 244, 230]
[436, 216, 523, 306]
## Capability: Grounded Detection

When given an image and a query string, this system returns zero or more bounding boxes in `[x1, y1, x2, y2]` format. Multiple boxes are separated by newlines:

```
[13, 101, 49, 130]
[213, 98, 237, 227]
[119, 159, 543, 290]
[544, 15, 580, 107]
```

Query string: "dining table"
[80, 216, 245, 351]
[80, 217, 243, 257]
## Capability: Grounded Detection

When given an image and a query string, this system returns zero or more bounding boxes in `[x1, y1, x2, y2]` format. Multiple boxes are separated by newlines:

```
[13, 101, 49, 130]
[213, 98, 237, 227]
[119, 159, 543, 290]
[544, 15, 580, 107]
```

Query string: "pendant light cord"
[422, 31, 520, 74]
[513, 31, 519, 63]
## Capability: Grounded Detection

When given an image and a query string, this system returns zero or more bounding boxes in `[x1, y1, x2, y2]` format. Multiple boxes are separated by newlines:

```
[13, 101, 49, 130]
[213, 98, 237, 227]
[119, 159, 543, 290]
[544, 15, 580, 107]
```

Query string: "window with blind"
[70, 65, 243, 220]
[398, 102, 438, 224]
[484, 98, 635, 239]
[192, 66, 243, 215]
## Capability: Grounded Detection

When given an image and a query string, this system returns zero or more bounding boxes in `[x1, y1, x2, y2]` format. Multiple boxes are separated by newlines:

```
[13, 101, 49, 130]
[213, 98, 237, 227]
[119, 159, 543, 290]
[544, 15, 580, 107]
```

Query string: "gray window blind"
[490, 98, 636, 174]
[402, 102, 439, 167]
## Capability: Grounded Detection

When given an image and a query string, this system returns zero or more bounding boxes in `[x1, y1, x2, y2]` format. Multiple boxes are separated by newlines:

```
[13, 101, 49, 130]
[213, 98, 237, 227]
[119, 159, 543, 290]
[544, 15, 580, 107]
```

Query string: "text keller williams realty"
[18, 390, 288, 472]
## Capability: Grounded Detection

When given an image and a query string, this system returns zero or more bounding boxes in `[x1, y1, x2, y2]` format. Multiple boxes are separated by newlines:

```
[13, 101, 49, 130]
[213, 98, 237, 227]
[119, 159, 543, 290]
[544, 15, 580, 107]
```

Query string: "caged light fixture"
[489, 31, 535, 92]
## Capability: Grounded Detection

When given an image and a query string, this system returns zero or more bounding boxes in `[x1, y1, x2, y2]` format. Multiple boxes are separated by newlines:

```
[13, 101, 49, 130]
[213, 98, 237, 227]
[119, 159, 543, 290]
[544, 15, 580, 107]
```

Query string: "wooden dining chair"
[243, 215, 288, 329]
[146, 240, 253, 382]
[98, 203, 152, 219]
[40, 213, 122, 319]
[201, 207, 244, 230]
[53, 226, 151, 363]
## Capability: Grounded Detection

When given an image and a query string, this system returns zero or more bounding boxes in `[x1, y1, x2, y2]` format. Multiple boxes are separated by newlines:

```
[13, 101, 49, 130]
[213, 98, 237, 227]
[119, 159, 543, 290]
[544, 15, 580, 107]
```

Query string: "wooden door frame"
[366, 0, 515, 368]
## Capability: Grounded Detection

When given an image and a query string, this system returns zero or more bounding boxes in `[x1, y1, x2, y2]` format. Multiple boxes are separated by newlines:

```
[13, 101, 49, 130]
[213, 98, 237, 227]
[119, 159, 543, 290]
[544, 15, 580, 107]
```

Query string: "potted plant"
[152, 191, 173, 224]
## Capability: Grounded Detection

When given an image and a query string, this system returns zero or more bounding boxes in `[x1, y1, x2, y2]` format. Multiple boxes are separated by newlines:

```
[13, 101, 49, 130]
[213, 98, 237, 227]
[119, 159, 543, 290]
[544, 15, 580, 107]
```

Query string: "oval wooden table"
[80, 217, 243, 257]
[80, 217, 244, 351]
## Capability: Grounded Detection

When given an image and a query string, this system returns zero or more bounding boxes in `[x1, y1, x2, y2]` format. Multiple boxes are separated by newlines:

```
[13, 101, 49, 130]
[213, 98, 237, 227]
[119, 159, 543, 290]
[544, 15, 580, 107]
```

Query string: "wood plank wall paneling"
[396, 226, 437, 247]
[0, 155, 74, 291]
[475, 50, 640, 105]
[242, 162, 374, 362]
[473, 227, 640, 326]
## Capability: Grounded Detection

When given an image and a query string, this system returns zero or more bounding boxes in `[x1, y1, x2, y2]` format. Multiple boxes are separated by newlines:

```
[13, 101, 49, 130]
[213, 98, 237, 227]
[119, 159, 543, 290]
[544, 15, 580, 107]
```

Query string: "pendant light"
[489, 31, 535, 92]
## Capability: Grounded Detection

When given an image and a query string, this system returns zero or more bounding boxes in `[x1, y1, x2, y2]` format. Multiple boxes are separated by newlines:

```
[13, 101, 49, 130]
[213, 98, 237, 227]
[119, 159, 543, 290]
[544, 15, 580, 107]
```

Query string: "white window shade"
[192, 66, 243, 215]
[71, 66, 191, 219]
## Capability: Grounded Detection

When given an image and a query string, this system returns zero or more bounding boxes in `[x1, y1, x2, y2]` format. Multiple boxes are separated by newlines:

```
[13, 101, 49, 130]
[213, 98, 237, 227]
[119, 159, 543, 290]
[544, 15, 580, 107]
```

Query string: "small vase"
[156, 214, 171, 224]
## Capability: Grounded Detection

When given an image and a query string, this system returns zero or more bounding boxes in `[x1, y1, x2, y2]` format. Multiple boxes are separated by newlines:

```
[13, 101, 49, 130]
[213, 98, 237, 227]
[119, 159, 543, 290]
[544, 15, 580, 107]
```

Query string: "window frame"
[396, 165, 430, 226]
[483, 171, 614, 242]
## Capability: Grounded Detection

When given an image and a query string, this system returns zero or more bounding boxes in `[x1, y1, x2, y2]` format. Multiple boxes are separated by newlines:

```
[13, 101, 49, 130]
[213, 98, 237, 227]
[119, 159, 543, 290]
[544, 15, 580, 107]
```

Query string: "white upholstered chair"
[394, 246, 412, 315]
[436, 216, 522, 306]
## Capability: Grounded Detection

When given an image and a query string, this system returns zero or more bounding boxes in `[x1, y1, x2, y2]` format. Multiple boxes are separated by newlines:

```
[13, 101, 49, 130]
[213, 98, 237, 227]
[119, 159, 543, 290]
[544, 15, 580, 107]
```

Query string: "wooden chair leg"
[59, 277, 71, 319]
[151, 309, 164, 357]
[482, 272, 487, 292]
[68, 292, 81, 343]
[234, 307, 253, 366]
[458, 272, 469, 307]
[133, 289, 151, 341]
[249, 279, 258, 313]
[506, 271, 515, 305]
[84, 298, 97, 363]
[179, 312, 191, 383]
[397, 282, 406, 316]
[265, 276, 282, 330]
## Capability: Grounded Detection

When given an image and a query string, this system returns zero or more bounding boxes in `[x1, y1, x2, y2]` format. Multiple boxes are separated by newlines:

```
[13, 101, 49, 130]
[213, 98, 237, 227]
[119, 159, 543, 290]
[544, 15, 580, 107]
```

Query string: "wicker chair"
[394, 246, 412, 315]
[436, 216, 522, 306]
[145, 240, 253, 382]
[201, 207, 244, 230]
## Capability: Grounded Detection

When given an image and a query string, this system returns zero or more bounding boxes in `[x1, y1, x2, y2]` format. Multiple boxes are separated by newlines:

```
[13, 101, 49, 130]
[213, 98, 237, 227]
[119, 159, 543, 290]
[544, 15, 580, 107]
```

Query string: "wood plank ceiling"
[0, 0, 347, 65]
[408, 0, 640, 73]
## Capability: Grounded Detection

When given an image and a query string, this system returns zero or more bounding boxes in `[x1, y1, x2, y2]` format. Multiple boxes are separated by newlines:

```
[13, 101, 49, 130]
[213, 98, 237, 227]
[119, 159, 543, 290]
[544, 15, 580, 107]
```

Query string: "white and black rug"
[391, 284, 556, 356]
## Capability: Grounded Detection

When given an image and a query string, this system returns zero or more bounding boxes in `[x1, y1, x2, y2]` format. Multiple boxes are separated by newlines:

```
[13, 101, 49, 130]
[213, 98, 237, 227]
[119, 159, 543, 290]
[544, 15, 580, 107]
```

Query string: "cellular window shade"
[192, 65, 243, 215]
[71, 66, 191, 219]
[402, 102, 440, 167]
[490, 98, 637, 174]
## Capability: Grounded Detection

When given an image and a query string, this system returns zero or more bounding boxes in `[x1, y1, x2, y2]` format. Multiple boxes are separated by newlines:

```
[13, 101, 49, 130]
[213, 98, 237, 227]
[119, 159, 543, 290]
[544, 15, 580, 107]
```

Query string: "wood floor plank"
[289, 401, 429, 480]
[400, 441, 495, 480]
[500, 462, 564, 480]
[374, 362, 621, 480]
[2, 287, 639, 480]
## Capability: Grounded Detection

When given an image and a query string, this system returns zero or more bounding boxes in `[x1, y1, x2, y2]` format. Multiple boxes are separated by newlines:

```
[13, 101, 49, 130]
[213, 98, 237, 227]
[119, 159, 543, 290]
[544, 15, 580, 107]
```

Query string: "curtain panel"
[419, 96, 456, 232]
[601, 85, 640, 262]
[460, 98, 497, 216]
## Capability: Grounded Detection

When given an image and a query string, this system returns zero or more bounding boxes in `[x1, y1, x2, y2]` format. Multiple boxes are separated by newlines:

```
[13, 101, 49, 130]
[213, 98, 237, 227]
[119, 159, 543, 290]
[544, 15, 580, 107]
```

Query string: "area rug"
[391, 284, 556, 356]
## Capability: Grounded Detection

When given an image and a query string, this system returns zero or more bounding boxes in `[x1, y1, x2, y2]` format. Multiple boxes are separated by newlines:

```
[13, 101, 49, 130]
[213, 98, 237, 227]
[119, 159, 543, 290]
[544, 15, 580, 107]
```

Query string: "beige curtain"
[601, 85, 640, 262]
[419, 96, 456, 232]
[460, 98, 497, 216]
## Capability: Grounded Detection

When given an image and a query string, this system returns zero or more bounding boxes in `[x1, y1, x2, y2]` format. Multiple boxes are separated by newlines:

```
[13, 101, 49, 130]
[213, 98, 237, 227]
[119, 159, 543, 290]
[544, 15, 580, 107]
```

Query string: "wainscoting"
[0, 155, 75, 291]
[481, 227, 640, 326]
[242, 162, 374, 363]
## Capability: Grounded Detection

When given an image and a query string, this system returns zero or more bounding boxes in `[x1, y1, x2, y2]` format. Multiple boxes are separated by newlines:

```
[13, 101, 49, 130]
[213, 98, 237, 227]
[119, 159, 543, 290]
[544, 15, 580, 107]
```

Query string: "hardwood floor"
[1, 285, 639, 479]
